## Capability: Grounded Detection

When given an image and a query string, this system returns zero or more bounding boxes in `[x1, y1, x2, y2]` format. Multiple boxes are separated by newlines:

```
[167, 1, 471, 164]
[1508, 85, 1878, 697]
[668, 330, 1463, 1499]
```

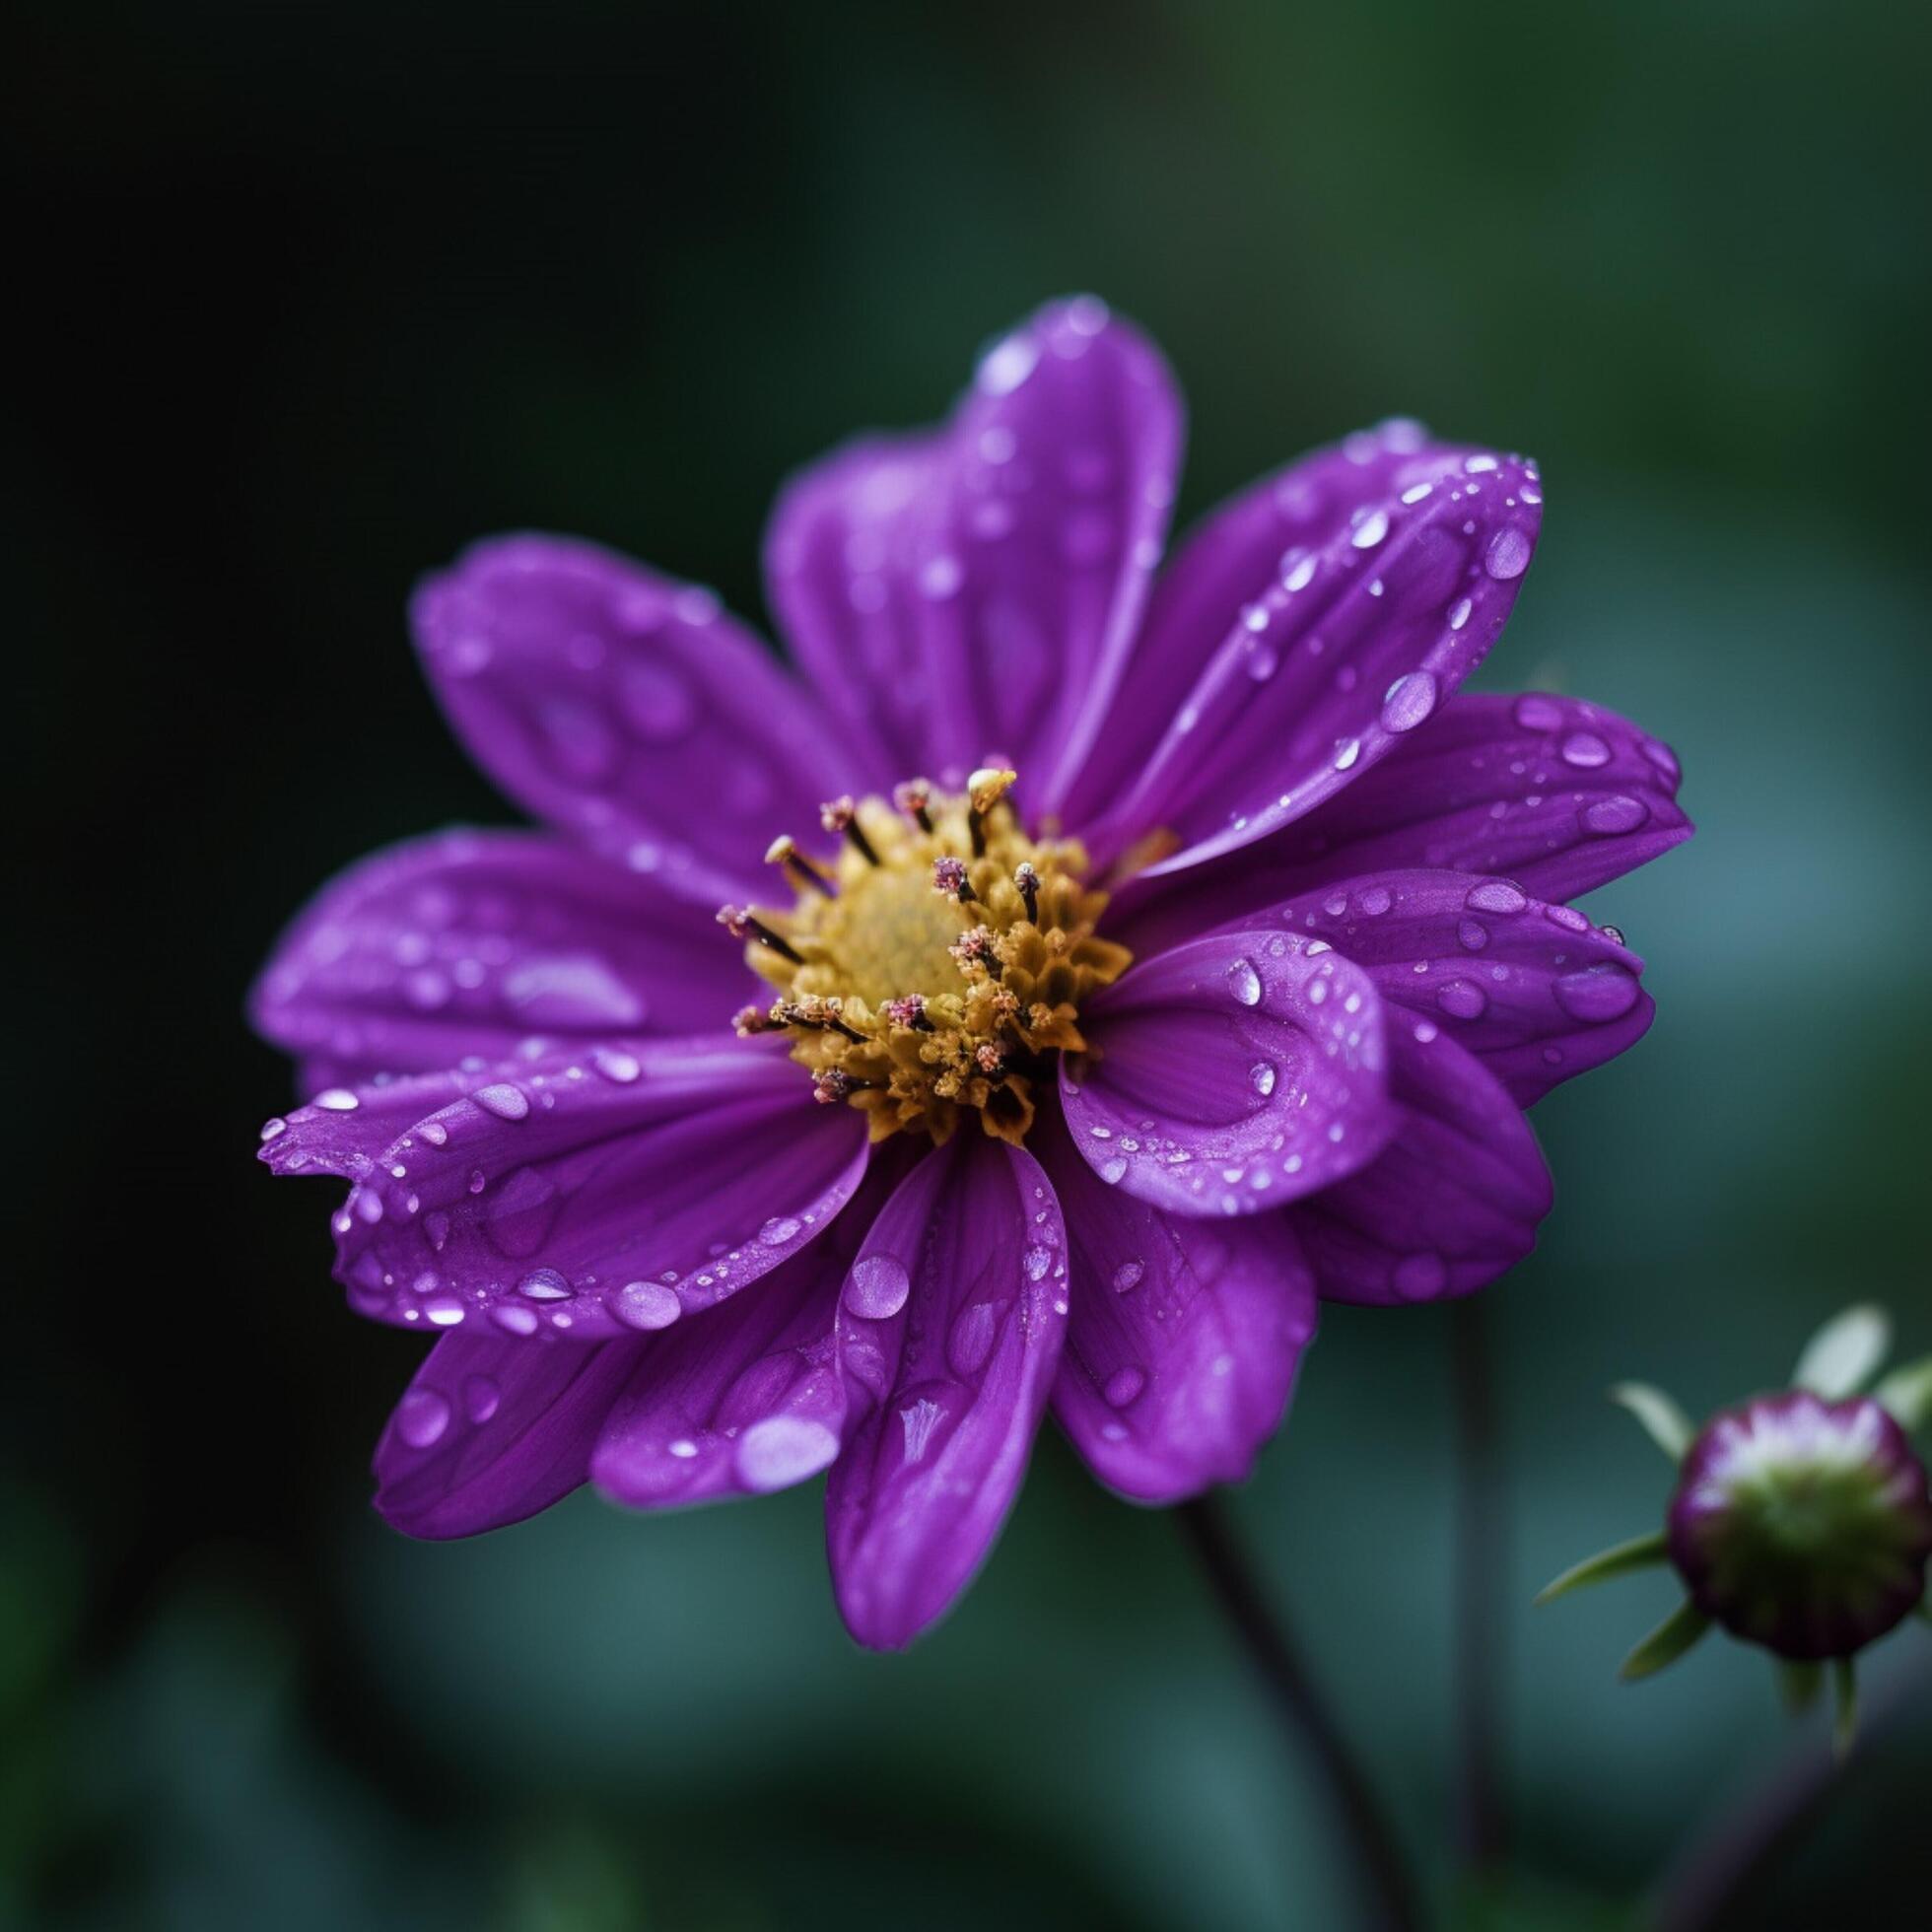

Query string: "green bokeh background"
[12, 2, 1931, 1925]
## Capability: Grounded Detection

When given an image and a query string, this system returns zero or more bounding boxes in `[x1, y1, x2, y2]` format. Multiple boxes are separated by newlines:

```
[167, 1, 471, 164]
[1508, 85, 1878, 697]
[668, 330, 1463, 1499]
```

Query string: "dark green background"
[12, 2, 1931, 1925]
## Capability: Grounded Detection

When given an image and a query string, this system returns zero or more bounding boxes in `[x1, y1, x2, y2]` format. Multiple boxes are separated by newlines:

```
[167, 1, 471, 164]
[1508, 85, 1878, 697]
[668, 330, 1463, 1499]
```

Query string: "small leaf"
[1778, 1660, 1823, 1713]
[1536, 1531, 1670, 1606]
[1831, 1656, 1858, 1760]
[1620, 1600, 1711, 1681]
[1793, 1304, 1892, 1399]
[1609, 1382, 1695, 1461]
[1874, 1354, 1932, 1433]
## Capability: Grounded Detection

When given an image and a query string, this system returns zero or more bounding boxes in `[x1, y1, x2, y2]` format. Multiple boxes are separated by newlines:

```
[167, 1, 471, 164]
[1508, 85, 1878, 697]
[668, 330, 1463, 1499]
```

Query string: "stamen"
[966, 766, 1017, 857]
[893, 779, 935, 833]
[765, 834, 835, 896]
[717, 904, 805, 964]
[812, 1068, 876, 1104]
[819, 795, 878, 866]
[781, 996, 866, 1043]
[1013, 862, 1040, 923]
[932, 856, 976, 903]
[883, 995, 934, 1032]
[949, 925, 1000, 976]
[974, 1041, 1009, 1076]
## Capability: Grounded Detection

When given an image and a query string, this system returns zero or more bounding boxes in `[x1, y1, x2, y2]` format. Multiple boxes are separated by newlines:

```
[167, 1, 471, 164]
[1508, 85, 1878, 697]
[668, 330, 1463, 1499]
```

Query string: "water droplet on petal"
[314, 1088, 359, 1112]
[1552, 962, 1641, 1022]
[1583, 794, 1649, 835]
[1560, 731, 1612, 769]
[1484, 526, 1532, 580]
[847, 1254, 911, 1320]
[735, 1415, 840, 1492]
[1103, 1366, 1146, 1409]
[1466, 880, 1527, 916]
[462, 1375, 501, 1423]
[1437, 980, 1489, 1020]
[1111, 1260, 1145, 1294]
[1250, 1062, 1277, 1097]
[473, 1082, 530, 1121]
[1227, 958, 1263, 1006]
[395, 1389, 449, 1449]
[518, 1267, 573, 1301]
[614, 1279, 682, 1331]
[1381, 670, 1438, 733]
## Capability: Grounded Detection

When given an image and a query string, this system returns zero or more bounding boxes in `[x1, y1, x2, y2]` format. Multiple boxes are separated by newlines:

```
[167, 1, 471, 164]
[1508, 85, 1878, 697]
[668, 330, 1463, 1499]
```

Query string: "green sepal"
[1831, 1656, 1858, 1760]
[1792, 1303, 1892, 1400]
[1620, 1600, 1711, 1681]
[1874, 1354, 1932, 1433]
[1777, 1660, 1823, 1713]
[1535, 1531, 1670, 1606]
[1609, 1382, 1695, 1462]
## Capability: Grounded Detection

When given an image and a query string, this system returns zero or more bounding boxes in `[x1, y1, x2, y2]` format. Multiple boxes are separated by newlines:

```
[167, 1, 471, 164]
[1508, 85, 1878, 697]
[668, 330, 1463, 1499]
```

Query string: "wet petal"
[764, 298, 1181, 805]
[589, 1169, 894, 1508]
[258, 1039, 868, 1340]
[413, 534, 853, 905]
[826, 1135, 1068, 1648]
[1060, 931, 1396, 1217]
[249, 828, 738, 1084]
[1209, 869, 1655, 1108]
[1066, 419, 1440, 828]
[1112, 692, 1690, 950]
[1290, 1018, 1552, 1304]
[1038, 1126, 1317, 1501]
[1083, 442, 1543, 875]
[374, 1331, 640, 1538]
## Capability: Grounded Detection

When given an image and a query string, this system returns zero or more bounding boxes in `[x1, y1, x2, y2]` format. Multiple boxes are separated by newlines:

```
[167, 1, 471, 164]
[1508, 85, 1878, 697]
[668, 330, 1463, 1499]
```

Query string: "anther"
[966, 766, 1017, 856]
[732, 1003, 783, 1036]
[1013, 862, 1040, 923]
[949, 925, 1000, 976]
[782, 996, 866, 1043]
[893, 779, 935, 833]
[932, 856, 976, 903]
[883, 995, 934, 1032]
[716, 904, 804, 964]
[975, 1041, 1009, 1076]
[764, 834, 835, 897]
[819, 795, 878, 866]
[812, 1068, 876, 1105]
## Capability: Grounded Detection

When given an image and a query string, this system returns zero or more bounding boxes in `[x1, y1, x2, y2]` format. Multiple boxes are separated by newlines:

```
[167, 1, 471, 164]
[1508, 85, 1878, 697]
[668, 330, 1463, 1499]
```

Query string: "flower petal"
[412, 534, 853, 905]
[1257, 869, 1655, 1106]
[1082, 441, 1543, 876]
[1038, 1125, 1317, 1501]
[588, 1168, 896, 1508]
[1065, 418, 1440, 829]
[250, 828, 738, 1084]
[1060, 931, 1396, 1217]
[763, 298, 1181, 805]
[374, 1331, 640, 1538]
[258, 1040, 868, 1340]
[1111, 692, 1690, 951]
[1290, 1016, 1552, 1304]
[825, 1135, 1068, 1648]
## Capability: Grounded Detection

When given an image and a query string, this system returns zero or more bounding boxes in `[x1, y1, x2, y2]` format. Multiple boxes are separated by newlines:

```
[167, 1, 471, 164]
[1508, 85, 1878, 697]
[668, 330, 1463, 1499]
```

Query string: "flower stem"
[1449, 1293, 1507, 1872]
[1649, 1648, 1932, 1930]
[1177, 1495, 1422, 1931]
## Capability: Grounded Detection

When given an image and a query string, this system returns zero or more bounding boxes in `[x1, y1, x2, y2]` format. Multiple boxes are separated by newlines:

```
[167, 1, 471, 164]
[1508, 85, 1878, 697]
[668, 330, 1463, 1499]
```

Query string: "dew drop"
[614, 1279, 682, 1331]
[1103, 1365, 1146, 1409]
[1380, 670, 1438, 733]
[1484, 526, 1532, 580]
[395, 1389, 449, 1449]
[473, 1082, 530, 1121]
[1436, 979, 1489, 1020]
[735, 1415, 840, 1492]
[1111, 1260, 1145, 1294]
[1227, 958, 1263, 1006]
[1552, 963, 1641, 1022]
[518, 1267, 574, 1301]
[847, 1254, 911, 1320]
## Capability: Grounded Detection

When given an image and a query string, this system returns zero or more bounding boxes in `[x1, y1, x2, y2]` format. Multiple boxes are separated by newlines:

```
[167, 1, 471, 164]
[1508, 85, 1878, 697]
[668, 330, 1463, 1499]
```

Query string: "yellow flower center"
[723, 769, 1132, 1144]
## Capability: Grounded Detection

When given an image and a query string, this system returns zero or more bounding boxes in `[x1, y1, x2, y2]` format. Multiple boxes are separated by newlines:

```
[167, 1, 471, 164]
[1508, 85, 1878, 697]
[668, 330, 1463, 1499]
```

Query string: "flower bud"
[1667, 1390, 1932, 1661]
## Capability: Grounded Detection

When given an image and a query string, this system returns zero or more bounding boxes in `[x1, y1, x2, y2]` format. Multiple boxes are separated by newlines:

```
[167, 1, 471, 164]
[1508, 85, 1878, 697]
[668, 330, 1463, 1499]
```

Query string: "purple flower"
[253, 298, 1690, 1648]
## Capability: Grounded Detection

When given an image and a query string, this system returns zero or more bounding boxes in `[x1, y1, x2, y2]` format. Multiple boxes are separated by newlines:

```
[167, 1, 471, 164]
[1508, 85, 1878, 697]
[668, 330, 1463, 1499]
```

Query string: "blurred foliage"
[10, 0, 1931, 1925]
